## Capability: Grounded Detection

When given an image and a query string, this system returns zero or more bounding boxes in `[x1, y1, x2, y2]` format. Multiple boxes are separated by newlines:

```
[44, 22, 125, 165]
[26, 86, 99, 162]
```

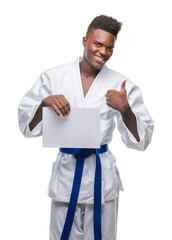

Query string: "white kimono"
[18, 57, 154, 204]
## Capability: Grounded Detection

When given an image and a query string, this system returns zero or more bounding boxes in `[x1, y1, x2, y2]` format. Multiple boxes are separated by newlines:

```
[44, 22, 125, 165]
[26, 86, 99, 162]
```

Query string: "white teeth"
[95, 56, 104, 63]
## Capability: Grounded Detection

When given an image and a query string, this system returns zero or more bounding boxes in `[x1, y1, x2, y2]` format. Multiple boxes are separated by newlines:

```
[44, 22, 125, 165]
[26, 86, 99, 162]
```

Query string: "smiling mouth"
[95, 55, 106, 64]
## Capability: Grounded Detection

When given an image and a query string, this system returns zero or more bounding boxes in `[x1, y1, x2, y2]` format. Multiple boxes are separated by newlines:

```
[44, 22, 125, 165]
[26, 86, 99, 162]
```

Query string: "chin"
[86, 56, 104, 70]
[93, 63, 104, 70]
[90, 60, 104, 70]
[95, 66, 103, 70]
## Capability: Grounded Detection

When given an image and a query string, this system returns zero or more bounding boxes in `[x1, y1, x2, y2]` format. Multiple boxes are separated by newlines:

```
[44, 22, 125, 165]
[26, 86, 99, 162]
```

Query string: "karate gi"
[18, 57, 154, 240]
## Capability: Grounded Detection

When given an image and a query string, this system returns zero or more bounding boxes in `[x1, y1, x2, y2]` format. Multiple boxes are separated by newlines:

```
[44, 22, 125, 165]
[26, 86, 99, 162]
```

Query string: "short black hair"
[86, 15, 122, 38]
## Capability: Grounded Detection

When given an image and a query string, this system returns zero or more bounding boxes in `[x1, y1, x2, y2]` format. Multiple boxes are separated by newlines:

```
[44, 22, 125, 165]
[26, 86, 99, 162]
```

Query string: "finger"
[106, 95, 110, 101]
[55, 101, 67, 117]
[51, 103, 62, 117]
[106, 100, 110, 107]
[57, 98, 70, 116]
[107, 89, 118, 94]
[62, 101, 70, 114]
[64, 103, 70, 115]
[59, 95, 71, 113]
[121, 80, 127, 91]
[61, 103, 70, 116]
[52, 97, 66, 116]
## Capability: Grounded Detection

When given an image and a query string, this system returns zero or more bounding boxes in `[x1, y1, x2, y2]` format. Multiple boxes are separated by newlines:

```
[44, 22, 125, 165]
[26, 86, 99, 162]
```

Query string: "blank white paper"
[43, 107, 100, 148]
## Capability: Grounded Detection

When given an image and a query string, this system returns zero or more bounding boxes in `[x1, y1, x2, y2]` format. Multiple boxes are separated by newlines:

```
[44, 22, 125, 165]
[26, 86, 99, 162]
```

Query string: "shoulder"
[105, 66, 136, 90]
[105, 67, 126, 80]
[37, 62, 75, 89]
[41, 62, 73, 79]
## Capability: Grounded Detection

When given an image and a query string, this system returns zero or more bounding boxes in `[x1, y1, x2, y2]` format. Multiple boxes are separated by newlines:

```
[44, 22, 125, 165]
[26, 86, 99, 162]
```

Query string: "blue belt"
[59, 144, 108, 240]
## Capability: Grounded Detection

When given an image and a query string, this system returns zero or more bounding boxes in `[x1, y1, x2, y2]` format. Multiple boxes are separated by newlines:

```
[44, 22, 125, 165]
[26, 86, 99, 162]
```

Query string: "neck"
[79, 57, 100, 78]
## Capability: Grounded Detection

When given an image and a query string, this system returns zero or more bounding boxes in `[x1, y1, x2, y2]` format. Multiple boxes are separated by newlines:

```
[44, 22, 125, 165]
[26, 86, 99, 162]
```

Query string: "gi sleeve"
[116, 81, 154, 151]
[18, 72, 51, 138]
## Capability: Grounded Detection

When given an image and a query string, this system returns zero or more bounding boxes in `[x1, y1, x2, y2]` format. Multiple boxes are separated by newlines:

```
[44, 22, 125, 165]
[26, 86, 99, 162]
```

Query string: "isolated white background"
[0, 0, 171, 239]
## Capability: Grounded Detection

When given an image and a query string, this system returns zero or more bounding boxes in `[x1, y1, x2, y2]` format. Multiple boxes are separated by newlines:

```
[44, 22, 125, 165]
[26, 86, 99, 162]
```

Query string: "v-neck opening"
[77, 59, 106, 101]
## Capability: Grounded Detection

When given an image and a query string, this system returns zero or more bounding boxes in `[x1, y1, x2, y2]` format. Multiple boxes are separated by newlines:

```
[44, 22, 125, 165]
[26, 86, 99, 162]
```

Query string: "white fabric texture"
[18, 57, 154, 204]
[50, 198, 119, 240]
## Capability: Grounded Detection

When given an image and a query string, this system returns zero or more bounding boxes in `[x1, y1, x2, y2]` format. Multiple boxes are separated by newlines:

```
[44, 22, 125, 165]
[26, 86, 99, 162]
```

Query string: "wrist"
[120, 102, 130, 115]
[41, 99, 47, 107]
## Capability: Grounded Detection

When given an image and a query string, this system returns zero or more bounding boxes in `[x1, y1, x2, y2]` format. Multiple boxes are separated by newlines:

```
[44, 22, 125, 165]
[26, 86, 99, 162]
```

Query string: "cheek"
[107, 51, 113, 58]
[87, 43, 98, 53]
[85, 48, 95, 61]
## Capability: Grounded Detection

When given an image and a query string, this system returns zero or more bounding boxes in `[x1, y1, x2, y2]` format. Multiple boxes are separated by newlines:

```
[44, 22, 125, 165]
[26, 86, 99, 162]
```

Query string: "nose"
[99, 46, 107, 56]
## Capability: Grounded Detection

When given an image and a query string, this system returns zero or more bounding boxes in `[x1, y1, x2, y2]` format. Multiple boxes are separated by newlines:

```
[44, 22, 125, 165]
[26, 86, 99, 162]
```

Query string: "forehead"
[87, 29, 115, 45]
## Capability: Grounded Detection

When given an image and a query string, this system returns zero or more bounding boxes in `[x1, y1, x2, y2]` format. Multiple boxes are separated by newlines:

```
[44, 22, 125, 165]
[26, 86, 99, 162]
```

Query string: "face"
[83, 29, 115, 70]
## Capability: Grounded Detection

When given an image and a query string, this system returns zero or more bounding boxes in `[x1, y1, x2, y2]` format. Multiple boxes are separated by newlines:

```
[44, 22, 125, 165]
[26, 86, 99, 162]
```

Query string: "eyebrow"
[94, 41, 114, 48]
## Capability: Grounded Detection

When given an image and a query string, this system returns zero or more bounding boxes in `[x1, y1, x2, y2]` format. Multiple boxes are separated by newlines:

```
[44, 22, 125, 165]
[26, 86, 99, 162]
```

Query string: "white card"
[43, 107, 100, 148]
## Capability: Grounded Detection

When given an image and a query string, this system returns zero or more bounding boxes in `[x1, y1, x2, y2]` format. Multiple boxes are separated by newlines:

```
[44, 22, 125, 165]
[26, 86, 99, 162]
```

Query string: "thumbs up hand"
[105, 80, 129, 113]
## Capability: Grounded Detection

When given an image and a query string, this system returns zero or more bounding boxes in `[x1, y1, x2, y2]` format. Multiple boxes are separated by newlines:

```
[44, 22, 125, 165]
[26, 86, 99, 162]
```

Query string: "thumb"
[120, 80, 127, 91]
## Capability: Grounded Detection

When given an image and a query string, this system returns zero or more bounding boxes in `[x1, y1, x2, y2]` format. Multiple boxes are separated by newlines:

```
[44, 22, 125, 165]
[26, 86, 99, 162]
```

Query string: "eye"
[107, 46, 114, 52]
[95, 43, 101, 47]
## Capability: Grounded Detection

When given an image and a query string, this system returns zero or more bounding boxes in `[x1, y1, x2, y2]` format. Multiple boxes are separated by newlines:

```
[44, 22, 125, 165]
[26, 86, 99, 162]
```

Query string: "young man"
[18, 15, 154, 240]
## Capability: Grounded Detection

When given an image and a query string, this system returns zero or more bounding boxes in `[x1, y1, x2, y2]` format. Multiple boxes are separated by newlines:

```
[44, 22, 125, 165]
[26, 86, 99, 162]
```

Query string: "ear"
[82, 36, 87, 47]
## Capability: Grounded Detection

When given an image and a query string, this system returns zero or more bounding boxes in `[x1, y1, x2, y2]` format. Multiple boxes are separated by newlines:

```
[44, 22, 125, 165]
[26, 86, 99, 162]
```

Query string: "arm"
[106, 80, 154, 150]
[29, 95, 70, 131]
[106, 80, 140, 142]
[120, 104, 140, 142]
[18, 72, 70, 137]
